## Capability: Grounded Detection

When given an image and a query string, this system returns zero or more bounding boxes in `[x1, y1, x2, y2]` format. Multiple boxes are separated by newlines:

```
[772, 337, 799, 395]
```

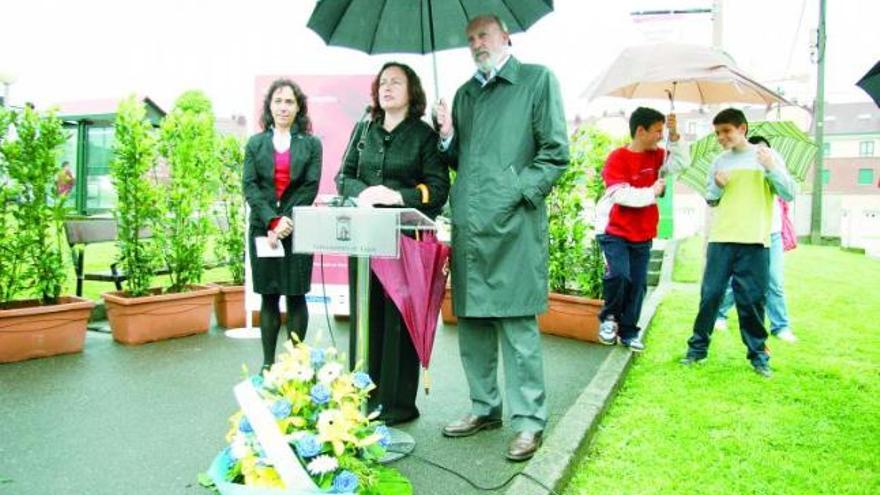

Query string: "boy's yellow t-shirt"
[709, 170, 774, 246]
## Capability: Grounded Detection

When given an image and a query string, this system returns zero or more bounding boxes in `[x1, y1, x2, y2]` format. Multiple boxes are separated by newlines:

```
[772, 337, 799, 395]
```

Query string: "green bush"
[109, 96, 162, 297]
[0, 106, 69, 306]
[156, 90, 220, 293]
[215, 135, 245, 285]
[547, 125, 623, 299]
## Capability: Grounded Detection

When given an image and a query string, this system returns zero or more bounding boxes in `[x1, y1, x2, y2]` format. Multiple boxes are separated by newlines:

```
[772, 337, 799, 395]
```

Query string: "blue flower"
[374, 425, 392, 448]
[219, 447, 236, 472]
[271, 399, 292, 419]
[238, 417, 253, 433]
[310, 349, 325, 367]
[352, 372, 373, 390]
[294, 434, 322, 458]
[332, 470, 359, 493]
[310, 383, 331, 405]
[250, 374, 264, 389]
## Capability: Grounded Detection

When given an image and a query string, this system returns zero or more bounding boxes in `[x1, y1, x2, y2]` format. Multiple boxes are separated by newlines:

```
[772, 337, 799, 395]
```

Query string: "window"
[822, 142, 831, 158]
[85, 126, 117, 211]
[858, 168, 875, 186]
[821, 169, 830, 185]
[859, 141, 875, 157]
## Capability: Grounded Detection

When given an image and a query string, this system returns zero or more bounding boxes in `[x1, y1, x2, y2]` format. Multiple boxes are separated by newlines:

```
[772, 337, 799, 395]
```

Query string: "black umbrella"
[307, 0, 553, 97]
[857, 60, 880, 108]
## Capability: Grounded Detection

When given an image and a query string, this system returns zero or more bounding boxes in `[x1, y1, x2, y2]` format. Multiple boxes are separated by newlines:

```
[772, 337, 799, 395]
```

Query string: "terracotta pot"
[538, 292, 603, 343]
[440, 287, 457, 325]
[0, 296, 95, 363]
[249, 310, 288, 327]
[209, 283, 245, 329]
[103, 285, 219, 345]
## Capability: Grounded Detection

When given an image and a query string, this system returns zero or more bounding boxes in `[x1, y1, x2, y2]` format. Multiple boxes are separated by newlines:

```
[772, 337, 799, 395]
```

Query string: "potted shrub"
[0, 106, 94, 363]
[211, 134, 246, 328]
[538, 126, 621, 342]
[102, 93, 219, 345]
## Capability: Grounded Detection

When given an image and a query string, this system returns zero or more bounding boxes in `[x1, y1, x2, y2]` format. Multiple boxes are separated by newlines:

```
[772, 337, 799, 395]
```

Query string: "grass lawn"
[66, 240, 233, 301]
[564, 244, 880, 495]
[672, 235, 704, 283]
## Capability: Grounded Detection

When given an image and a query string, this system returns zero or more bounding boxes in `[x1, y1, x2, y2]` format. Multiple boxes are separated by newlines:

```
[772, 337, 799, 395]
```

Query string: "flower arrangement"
[203, 340, 412, 495]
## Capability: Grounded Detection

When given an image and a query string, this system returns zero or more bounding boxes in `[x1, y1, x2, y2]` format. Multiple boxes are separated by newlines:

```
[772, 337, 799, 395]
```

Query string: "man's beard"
[473, 52, 496, 73]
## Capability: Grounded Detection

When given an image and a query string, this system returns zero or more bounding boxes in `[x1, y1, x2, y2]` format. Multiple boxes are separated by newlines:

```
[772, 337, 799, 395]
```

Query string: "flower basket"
[201, 341, 412, 495]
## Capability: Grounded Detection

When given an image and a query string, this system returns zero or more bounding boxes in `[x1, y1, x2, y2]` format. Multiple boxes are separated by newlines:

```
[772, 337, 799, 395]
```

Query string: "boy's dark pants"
[687, 242, 770, 366]
[598, 234, 652, 341]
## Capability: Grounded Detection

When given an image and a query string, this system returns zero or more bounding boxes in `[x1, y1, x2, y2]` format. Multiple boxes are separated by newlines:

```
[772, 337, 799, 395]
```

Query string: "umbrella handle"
[422, 368, 431, 395]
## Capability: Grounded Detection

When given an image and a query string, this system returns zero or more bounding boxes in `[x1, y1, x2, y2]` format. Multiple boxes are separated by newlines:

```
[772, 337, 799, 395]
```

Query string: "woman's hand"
[358, 185, 403, 207]
[273, 216, 294, 239]
[267, 229, 280, 249]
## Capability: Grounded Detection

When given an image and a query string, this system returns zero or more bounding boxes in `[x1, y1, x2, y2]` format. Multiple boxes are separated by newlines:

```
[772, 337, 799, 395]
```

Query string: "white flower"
[317, 362, 343, 385]
[287, 363, 315, 382]
[306, 454, 339, 475]
[230, 433, 249, 459]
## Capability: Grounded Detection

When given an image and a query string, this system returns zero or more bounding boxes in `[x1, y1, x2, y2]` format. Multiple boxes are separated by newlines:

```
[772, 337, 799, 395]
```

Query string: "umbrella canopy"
[307, 0, 554, 99]
[678, 120, 817, 195]
[370, 232, 450, 392]
[307, 0, 553, 54]
[585, 43, 791, 106]
[856, 60, 880, 108]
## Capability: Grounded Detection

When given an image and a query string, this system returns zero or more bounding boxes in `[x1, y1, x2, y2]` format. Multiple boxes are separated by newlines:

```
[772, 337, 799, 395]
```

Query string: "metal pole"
[712, 0, 724, 49]
[810, 0, 827, 244]
[355, 255, 370, 413]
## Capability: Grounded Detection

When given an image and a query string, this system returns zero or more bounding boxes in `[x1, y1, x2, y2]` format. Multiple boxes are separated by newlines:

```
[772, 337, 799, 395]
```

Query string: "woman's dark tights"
[260, 294, 308, 369]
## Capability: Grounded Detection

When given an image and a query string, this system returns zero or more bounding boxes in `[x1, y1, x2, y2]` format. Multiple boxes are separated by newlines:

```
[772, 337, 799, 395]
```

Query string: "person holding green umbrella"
[714, 135, 798, 343]
[434, 14, 569, 462]
[680, 109, 796, 378]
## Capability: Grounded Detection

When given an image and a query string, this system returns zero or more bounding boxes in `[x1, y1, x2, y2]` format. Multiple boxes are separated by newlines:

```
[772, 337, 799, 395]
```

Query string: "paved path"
[0, 316, 611, 495]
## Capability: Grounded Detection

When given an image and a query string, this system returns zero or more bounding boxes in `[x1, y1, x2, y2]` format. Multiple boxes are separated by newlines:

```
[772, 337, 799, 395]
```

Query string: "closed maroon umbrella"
[371, 231, 450, 393]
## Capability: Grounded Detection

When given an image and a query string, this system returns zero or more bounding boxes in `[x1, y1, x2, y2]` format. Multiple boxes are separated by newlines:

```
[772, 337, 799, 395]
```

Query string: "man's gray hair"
[467, 14, 512, 45]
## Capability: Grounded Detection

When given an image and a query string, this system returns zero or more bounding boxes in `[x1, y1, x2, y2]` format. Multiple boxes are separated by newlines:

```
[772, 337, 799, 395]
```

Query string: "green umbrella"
[678, 120, 817, 195]
[307, 0, 553, 96]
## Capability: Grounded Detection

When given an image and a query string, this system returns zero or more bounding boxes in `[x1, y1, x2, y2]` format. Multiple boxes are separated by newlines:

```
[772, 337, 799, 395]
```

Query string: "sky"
[1, 0, 877, 129]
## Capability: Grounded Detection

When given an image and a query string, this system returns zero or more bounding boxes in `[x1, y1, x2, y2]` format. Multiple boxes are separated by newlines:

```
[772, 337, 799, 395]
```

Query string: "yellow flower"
[316, 409, 358, 456]
[240, 457, 284, 488]
[331, 375, 356, 403]
[281, 340, 311, 367]
[340, 400, 366, 426]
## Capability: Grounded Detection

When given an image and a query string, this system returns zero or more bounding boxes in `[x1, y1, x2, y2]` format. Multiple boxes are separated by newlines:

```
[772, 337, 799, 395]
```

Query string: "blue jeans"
[597, 234, 652, 341]
[687, 242, 770, 366]
[717, 233, 790, 334]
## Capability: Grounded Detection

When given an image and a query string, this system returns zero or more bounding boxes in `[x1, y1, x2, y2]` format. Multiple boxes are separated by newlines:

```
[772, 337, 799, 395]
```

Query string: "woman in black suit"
[336, 62, 449, 425]
[243, 79, 322, 370]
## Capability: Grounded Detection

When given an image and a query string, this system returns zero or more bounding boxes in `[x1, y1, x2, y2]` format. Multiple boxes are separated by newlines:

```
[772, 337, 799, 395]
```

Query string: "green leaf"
[196, 472, 214, 488]
[360, 466, 412, 495]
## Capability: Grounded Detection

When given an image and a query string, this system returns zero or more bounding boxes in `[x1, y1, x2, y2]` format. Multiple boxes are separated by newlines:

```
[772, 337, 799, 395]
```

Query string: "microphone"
[335, 106, 373, 207]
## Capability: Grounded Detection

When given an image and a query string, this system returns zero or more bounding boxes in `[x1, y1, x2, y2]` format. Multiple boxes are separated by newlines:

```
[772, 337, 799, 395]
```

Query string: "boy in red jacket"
[595, 107, 689, 350]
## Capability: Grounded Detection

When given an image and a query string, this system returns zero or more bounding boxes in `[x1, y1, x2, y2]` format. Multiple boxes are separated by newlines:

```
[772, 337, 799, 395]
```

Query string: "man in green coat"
[435, 14, 569, 461]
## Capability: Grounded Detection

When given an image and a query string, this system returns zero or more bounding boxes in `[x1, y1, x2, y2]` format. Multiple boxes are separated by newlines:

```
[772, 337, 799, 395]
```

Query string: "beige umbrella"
[584, 43, 791, 106]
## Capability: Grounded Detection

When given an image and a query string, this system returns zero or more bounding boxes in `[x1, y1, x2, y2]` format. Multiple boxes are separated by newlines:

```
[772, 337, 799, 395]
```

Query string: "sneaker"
[598, 319, 617, 345]
[679, 355, 706, 366]
[619, 338, 645, 352]
[714, 319, 728, 331]
[773, 328, 798, 343]
[753, 363, 773, 378]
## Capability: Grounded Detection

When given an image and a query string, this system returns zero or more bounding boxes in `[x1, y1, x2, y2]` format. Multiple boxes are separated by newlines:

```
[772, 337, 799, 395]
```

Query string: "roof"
[820, 102, 880, 135]
[54, 96, 165, 125]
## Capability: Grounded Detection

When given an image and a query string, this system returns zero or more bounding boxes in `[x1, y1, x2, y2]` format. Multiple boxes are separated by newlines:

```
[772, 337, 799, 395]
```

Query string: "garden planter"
[537, 292, 603, 343]
[210, 283, 245, 328]
[103, 284, 219, 345]
[0, 296, 95, 363]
